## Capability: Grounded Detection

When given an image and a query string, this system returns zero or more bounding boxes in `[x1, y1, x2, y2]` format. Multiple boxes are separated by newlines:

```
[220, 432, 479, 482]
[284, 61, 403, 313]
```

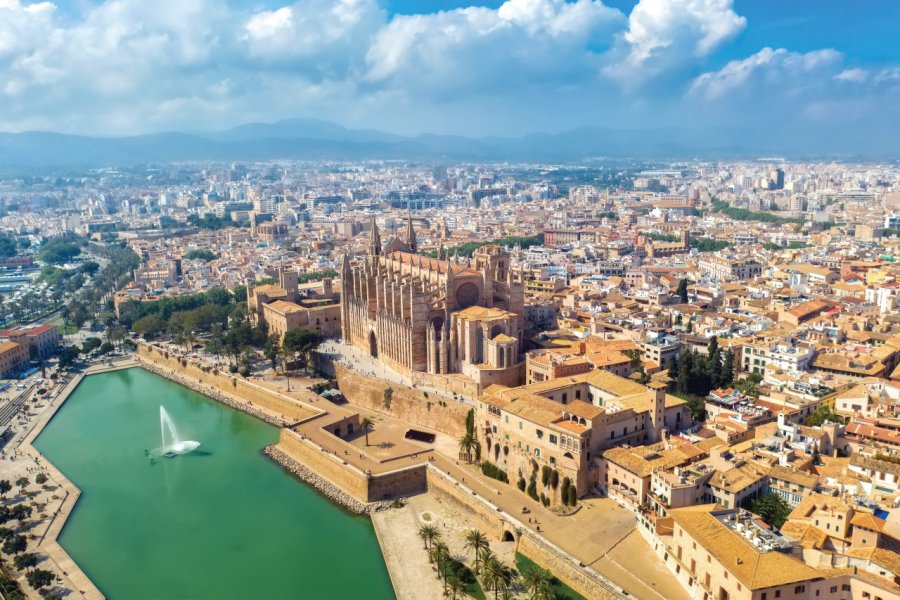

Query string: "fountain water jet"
[158, 406, 200, 457]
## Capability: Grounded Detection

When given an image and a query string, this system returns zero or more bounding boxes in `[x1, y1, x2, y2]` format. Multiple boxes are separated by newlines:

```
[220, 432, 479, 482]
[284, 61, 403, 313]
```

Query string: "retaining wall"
[275, 428, 428, 505]
[334, 364, 468, 438]
[424, 467, 626, 600]
[137, 344, 316, 422]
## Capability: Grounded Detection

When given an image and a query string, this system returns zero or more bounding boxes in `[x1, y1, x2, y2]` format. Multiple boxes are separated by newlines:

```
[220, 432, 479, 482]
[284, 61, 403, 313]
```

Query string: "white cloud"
[603, 0, 746, 85]
[0, 0, 895, 144]
[835, 68, 868, 83]
[243, 0, 383, 75]
[689, 47, 842, 100]
[364, 0, 624, 93]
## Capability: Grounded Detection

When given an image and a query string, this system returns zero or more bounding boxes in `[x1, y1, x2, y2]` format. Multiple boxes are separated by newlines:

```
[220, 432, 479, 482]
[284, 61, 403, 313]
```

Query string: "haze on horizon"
[0, 0, 898, 154]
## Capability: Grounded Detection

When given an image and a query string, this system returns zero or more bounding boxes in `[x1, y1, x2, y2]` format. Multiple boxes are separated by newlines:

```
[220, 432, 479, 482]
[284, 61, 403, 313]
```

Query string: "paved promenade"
[0, 359, 139, 599]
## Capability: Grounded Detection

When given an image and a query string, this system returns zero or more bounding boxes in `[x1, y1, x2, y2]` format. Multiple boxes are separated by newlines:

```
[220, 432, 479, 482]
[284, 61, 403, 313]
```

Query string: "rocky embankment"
[265, 446, 391, 515]
[136, 359, 287, 427]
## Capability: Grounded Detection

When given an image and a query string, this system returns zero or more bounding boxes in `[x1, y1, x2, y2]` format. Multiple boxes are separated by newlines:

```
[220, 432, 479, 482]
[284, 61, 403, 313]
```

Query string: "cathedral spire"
[405, 209, 417, 253]
[368, 216, 382, 256]
[341, 252, 350, 281]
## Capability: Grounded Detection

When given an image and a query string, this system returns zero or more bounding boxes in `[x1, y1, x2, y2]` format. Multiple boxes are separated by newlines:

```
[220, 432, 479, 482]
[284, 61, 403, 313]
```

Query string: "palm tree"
[521, 567, 553, 600]
[458, 432, 477, 463]
[359, 417, 375, 446]
[463, 529, 490, 574]
[445, 574, 466, 600]
[418, 524, 440, 550]
[482, 554, 515, 600]
[431, 541, 451, 592]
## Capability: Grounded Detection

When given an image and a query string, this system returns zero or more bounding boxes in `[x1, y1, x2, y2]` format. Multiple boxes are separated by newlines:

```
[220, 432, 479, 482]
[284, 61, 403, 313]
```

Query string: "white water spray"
[158, 406, 200, 457]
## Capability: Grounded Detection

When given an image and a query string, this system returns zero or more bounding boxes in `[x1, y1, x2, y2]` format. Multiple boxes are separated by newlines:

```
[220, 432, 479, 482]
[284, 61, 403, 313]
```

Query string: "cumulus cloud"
[364, 0, 624, 94]
[0, 0, 895, 144]
[689, 47, 843, 100]
[243, 0, 383, 78]
[603, 0, 746, 85]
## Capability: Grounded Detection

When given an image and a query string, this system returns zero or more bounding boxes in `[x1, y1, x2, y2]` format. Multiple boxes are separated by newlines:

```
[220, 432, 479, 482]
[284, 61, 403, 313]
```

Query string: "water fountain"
[158, 406, 200, 457]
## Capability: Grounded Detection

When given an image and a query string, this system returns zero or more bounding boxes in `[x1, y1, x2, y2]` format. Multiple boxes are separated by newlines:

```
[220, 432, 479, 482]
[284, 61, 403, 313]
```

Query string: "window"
[536, 429, 544, 439]
[794, 586, 805, 594]
[775, 591, 780, 599]
[829, 587, 837, 593]
[562, 393, 568, 403]
[519, 421, 523, 430]
[575, 390, 581, 400]
[549, 434, 557, 444]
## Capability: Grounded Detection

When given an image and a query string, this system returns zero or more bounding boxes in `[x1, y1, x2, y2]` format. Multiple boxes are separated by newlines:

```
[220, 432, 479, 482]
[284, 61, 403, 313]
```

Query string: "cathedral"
[340, 216, 525, 390]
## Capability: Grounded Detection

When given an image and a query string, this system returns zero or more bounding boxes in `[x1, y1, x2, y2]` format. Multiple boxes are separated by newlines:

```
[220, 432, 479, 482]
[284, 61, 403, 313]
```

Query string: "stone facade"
[341, 216, 525, 390]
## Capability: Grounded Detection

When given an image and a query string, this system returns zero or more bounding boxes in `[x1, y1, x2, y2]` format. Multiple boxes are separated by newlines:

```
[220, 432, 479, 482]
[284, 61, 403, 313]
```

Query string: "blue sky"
[2, 0, 898, 152]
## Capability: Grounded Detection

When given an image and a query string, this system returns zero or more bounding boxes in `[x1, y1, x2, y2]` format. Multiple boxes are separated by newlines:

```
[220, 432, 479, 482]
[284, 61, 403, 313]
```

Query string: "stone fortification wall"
[274, 429, 428, 507]
[335, 364, 467, 437]
[424, 467, 626, 600]
[137, 344, 315, 422]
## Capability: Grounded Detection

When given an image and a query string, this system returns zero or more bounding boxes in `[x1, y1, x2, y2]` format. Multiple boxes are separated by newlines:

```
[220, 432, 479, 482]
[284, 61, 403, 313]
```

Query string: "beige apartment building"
[0, 341, 29, 377]
[653, 505, 899, 600]
[698, 255, 763, 281]
[477, 371, 690, 497]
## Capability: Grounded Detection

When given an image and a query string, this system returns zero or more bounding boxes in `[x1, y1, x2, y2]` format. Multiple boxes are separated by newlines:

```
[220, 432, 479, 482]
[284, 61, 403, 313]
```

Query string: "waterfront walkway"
[0, 359, 136, 599]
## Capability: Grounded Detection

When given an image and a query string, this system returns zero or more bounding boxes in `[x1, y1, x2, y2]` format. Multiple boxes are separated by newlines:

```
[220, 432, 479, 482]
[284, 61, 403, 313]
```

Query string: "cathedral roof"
[384, 251, 479, 276]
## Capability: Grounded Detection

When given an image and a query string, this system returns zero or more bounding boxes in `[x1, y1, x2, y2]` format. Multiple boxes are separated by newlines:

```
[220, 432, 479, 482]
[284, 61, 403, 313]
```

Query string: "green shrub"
[566, 485, 577, 506]
[527, 478, 539, 501]
[517, 477, 526, 492]
[541, 465, 551, 486]
[481, 461, 509, 484]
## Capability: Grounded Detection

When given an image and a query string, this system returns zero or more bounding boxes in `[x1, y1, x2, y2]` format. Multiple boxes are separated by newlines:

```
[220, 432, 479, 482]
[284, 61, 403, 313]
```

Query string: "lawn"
[515, 553, 586, 600]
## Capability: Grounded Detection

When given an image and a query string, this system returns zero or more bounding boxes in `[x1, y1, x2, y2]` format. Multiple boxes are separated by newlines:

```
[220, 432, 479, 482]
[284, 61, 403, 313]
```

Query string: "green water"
[34, 368, 395, 600]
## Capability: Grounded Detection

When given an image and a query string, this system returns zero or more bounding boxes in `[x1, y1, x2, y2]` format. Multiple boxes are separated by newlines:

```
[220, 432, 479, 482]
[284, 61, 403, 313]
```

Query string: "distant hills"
[0, 118, 893, 169]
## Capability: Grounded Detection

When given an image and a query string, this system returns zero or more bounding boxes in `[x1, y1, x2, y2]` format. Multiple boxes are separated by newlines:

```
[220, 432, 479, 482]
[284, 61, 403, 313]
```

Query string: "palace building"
[340, 216, 526, 390]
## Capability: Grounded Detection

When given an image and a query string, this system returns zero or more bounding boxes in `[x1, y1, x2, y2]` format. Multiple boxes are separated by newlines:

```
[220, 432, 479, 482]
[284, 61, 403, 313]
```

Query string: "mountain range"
[0, 119, 893, 169]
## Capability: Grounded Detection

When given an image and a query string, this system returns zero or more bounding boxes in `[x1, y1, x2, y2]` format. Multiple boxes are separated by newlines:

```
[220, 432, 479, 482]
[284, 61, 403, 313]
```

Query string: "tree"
[11, 505, 32, 522]
[38, 238, 82, 265]
[805, 405, 846, 427]
[676, 350, 693, 396]
[132, 315, 166, 339]
[264, 334, 281, 370]
[707, 336, 722, 388]
[0, 480, 10, 498]
[748, 493, 791, 529]
[14, 477, 27, 492]
[2, 534, 26, 555]
[482, 554, 516, 600]
[282, 328, 323, 372]
[26, 569, 54, 592]
[721, 349, 735, 388]
[445, 574, 465, 600]
[521, 567, 553, 600]
[463, 529, 490, 574]
[458, 432, 478, 462]
[81, 337, 102, 354]
[13, 552, 38, 572]
[418, 525, 441, 550]
[676, 278, 689, 303]
[667, 357, 679, 389]
[359, 417, 375, 446]
[58, 346, 80, 368]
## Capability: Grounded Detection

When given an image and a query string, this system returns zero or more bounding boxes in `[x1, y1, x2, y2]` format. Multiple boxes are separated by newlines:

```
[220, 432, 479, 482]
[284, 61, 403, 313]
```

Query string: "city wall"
[274, 428, 428, 506]
[334, 364, 468, 438]
[136, 344, 316, 422]
[424, 467, 626, 600]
